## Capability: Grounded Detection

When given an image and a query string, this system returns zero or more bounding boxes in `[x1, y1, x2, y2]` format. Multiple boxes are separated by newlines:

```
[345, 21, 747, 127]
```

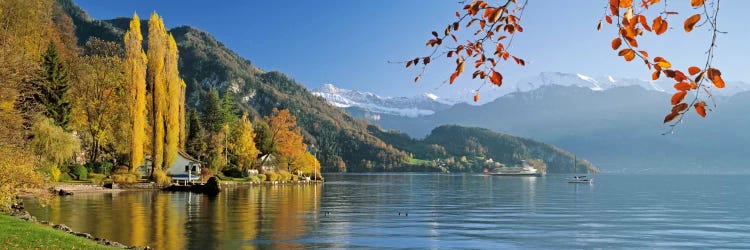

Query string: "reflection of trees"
[26, 185, 322, 249]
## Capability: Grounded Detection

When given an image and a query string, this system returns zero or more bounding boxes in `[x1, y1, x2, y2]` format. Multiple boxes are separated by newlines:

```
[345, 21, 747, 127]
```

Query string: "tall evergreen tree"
[201, 89, 225, 134]
[125, 13, 148, 171]
[36, 42, 71, 129]
[186, 110, 206, 160]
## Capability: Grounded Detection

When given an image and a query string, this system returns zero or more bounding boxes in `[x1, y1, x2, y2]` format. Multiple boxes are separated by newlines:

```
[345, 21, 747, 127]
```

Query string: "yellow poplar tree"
[125, 13, 148, 172]
[164, 34, 180, 168]
[231, 112, 259, 172]
[178, 79, 186, 149]
[148, 13, 167, 171]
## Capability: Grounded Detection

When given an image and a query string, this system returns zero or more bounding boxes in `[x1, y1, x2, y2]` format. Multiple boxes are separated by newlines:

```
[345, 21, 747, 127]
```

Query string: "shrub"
[292, 175, 299, 181]
[278, 170, 292, 182]
[114, 165, 129, 174]
[200, 167, 214, 183]
[88, 173, 106, 184]
[247, 175, 261, 183]
[257, 174, 267, 182]
[221, 167, 244, 178]
[59, 173, 73, 182]
[112, 173, 138, 184]
[152, 170, 171, 184]
[71, 165, 88, 180]
[50, 166, 62, 182]
[266, 172, 279, 182]
[98, 162, 114, 174]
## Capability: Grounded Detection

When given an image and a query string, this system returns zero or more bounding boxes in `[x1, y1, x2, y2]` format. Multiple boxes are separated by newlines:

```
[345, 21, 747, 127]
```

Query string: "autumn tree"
[179, 79, 187, 149]
[0, 0, 61, 210]
[125, 13, 148, 172]
[231, 113, 259, 172]
[296, 152, 320, 178]
[263, 108, 306, 172]
[148, 12, 168, 173]
[409, 0, 723, 131]
[164, 34, 181, 169]
[70, 38, 126, 164]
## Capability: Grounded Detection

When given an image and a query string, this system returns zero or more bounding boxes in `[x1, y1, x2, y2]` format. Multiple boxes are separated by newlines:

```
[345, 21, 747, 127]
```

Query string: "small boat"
[487, 160, 541, 176]
[568, 155, 592, 184]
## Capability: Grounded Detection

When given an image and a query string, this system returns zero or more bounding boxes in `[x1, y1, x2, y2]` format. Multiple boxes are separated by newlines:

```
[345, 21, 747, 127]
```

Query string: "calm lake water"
[24, 174, 750, 249]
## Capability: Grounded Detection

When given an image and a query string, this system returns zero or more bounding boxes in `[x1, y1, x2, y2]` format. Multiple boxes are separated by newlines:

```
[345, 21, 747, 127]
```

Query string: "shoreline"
[4, 205, 149, 249]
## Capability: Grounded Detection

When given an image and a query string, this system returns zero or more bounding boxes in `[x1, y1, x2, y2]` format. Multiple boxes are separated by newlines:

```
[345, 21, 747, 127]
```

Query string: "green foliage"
[373, 125, 598, 173]
[246, 175, 261, 183]
[257, 174, 266, 182]
[97, 161, 114, 174]
[29, 116, 80, 167]
[201, 89, 227, 134]
[186, 110, 207, 160]
[70, 165, 88, 180]
[88, 173, 106, 184]
[36, 42, 72, 128]
[59, 172, 73, 182]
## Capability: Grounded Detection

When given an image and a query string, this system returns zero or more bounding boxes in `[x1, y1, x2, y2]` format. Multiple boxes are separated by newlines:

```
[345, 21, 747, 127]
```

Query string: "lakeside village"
[1, 11, 322, 208]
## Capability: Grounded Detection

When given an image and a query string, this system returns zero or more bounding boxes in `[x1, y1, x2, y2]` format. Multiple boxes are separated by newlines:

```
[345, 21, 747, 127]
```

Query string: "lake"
[24, 174, 750, 249]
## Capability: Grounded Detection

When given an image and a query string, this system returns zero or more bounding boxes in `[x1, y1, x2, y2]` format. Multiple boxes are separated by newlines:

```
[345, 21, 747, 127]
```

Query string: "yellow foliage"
[148, 12, 167, 171]
[125, 13, 148, 172]
[112, 173, 139, 184]
[231, 113, 259, 172]
[178, 79, 187, 149]
[0, 150, 46, 212]
[164, 34, 181, 169]
[50, 166, 61, 182]
[152, 169, 171, 185]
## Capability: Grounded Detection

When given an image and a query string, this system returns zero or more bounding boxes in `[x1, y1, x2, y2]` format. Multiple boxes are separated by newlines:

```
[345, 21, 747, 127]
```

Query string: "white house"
[140, 151, 203, 183]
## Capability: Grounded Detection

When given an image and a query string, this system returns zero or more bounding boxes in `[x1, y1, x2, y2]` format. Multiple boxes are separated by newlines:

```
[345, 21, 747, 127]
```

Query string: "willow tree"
[231, 112, 259, 172]
[164, 34, 181, 168]
[124, 14, 147, 172]
[148, 13, 167, 172]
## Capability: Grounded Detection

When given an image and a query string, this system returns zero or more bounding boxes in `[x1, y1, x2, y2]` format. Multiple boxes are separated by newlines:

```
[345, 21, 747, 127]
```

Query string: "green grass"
[0, 214, 117, 250]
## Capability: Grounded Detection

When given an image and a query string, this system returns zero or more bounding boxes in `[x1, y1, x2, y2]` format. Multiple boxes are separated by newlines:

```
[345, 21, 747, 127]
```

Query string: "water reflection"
[25, 184, 321, 250]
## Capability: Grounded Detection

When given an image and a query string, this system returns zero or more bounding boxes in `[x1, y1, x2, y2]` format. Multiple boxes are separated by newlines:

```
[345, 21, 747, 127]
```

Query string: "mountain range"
[324, 73, 750, 174]
[57, 0, 593, 173]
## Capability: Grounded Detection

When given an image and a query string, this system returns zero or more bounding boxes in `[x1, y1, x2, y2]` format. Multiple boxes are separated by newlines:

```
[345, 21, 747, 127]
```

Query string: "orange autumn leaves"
[602, 0, 723, 124]
[406, 0, 527, 102]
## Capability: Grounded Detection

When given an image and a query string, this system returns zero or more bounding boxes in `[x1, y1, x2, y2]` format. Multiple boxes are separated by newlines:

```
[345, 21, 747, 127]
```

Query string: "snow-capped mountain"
[503, 72, 750, 97]
[312, 84, 455, 118]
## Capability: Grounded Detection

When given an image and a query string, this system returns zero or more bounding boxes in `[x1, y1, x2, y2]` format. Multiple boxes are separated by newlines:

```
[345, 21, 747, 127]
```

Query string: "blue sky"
[75, 0, 749, 102]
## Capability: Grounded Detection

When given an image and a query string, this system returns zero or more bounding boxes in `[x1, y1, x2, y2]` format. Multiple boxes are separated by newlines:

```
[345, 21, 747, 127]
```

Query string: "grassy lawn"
[0, 214, 117, 250]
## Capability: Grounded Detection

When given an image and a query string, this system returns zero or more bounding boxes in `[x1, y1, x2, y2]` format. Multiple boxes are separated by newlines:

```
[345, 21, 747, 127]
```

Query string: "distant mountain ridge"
[372, 83, 750, 174]
[311, 84, 454, 119]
